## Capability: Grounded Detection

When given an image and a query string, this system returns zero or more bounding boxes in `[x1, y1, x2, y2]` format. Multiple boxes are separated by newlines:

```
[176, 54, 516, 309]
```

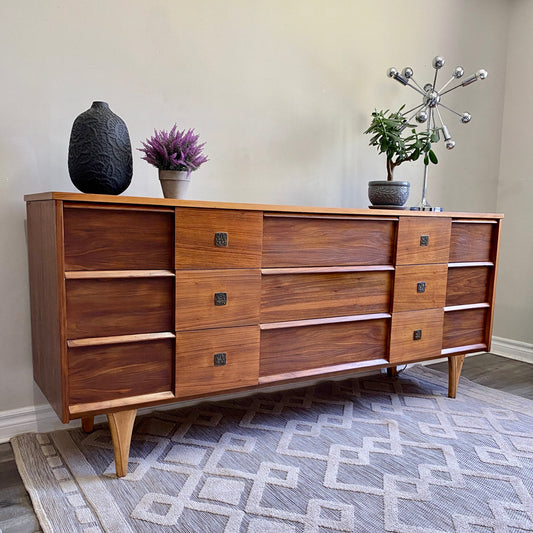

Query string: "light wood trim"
[65, 270, 175, 279]
[67, 332, 175, 348]
[64, 202, 174, 213]
[485, 219, 502, 352]
[260, 313, 391, 330]
[448, 354, 465, 398]
[261, 265, 395, 275]
[24, 192, 504, 219]
[69, 391, 175, 416]
[441, 343, 487, 356]
[452, 219, 498, 224]
[444, 303, 490, 312]
[258, 358, 389, 385]
[107, 409, 137, 477]
[448, 262, 494, 268]
[264, 213, 399, 221]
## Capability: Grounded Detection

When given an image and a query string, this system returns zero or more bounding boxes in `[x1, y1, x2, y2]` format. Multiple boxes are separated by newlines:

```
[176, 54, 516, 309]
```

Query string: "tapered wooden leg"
[448, 354, 465, 398]
[81, 416, 94, 433]
[107, 409, 137, 478]
[387, 366, 398, 378]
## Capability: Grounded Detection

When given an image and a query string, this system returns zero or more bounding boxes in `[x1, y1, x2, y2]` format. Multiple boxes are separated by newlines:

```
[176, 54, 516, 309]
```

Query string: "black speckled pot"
[368, 180, 410, 208]
[68, 101, 132, 195]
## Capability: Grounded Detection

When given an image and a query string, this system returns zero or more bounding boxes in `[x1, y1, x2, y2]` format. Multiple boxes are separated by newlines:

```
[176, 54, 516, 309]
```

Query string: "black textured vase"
[68, 101, 133, 195]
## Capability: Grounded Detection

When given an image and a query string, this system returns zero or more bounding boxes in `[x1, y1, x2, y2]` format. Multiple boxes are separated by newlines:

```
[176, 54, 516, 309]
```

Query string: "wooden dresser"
[24, 192, 503, 476]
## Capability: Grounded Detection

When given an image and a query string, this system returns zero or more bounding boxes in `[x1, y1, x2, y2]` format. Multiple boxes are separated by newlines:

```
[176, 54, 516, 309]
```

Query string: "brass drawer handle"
[417, 282, 426, 293]
[420, 235, 430, 247]
[214, 352, 227, 366]
[214, 292, 227, 306]
[214, 232, 228, 247]
[413, 329, 422, 341]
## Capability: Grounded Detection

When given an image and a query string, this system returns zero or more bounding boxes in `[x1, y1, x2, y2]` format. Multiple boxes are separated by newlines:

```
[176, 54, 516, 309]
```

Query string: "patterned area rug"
[11, 366, 533, 533]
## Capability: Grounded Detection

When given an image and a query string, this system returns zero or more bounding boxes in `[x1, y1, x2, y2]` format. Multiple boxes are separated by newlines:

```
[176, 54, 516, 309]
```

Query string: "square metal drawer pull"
[214, 232, 228, 247]
[417, 282, 426, 294]
[214, 352, 227, 366]
[214, 292, 227, 306]
[413, 329, 423, 341]
[420, 235, 430, 247]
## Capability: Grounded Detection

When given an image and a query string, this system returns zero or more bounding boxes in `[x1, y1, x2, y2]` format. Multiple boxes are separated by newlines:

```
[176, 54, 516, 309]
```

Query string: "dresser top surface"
[24, 191, 503, 219]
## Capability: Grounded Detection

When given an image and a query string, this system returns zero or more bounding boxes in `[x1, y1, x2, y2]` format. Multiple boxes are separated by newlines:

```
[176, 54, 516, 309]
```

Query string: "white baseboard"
[2, 340, 531, 443]
[490, 336, 533, 363]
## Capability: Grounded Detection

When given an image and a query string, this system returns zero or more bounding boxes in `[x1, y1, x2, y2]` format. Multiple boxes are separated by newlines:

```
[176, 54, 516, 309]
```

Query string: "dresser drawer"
[68, 338, 174, 405]
[446, 266, 491, 306]
[175, 208, 262, 269]
[66, 277, 174, 339]
[64, 205, 174, 271]
[261, 270, 392, 323]
[175, 326, 260, 398]
[442, 308, 489, 350]
[176, 270, 260, 330]
[449, 221, 497, 263]
[260, 318, 389, 377]
[392, 264, 447, 312]
[389, 309, 444, 363]
[395, 217, 451, 265]
[262, 215, 396, 267]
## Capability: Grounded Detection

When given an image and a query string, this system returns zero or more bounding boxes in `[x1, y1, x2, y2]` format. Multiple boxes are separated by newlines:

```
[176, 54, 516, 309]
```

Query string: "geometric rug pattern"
[11, 365, 533, 532]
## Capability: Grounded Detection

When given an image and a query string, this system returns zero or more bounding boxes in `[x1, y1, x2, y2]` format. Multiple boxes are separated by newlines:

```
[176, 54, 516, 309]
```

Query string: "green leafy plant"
[364, 107, 438, 181]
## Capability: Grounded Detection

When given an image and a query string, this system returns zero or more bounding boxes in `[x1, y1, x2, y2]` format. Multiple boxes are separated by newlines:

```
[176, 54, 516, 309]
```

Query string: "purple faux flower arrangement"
[138, 125, 208, 176]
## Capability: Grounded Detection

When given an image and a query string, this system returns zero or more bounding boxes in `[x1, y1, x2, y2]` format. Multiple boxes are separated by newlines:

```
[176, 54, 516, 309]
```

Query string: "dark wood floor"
[0, 353, 532, 532]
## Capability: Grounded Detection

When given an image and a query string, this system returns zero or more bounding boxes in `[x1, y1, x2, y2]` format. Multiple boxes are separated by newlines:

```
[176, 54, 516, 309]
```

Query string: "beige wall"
[493, 0, 533, 344]
[0, 0, 515, 413]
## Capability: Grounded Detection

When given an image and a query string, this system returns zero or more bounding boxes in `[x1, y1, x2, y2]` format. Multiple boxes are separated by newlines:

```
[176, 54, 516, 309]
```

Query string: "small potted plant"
[364, 107, 437, 207]
[138, 125, 208, 198]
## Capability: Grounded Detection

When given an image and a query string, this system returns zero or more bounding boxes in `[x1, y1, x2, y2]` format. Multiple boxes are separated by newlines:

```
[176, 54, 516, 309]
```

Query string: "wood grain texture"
[175, 208, 262, 268]
[24, 192, 504, 220]
[66, 276, 174, 339]
[176, 270, 260, 331]
[442, 307, 489, 350]
[392, 264, 448, 312]
[445, 266, 491, 307]
[68, 339, 174, 405]
[448, 354, 465, 399]
[107, 409, 137, 477]
[26, 200, 68, 421]
[449, 220, 496, 263]
[262, 216, 396, 267]
[395, 217, 451, 265]
[261, 270, 392, 322]
[175, 326, 260, 398]
[63, 205, 174, 270]
[389, 309, 444, 363]
[260, 319, 389, 377]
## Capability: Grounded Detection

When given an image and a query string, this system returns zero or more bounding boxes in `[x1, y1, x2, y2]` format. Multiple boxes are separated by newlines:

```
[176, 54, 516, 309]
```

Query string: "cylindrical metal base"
[410, 206, 443, 212]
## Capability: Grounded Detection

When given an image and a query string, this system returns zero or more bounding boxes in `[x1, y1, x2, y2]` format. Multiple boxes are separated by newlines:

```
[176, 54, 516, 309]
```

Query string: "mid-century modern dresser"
[24, 192, 503, 476]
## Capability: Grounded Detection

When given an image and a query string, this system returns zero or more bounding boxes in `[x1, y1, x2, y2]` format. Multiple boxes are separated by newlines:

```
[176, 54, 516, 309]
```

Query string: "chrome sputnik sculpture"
[388, 56, 487, 211]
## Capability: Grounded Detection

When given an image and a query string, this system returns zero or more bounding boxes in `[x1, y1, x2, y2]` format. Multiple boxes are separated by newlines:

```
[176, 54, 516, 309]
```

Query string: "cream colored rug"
[11, 366, 533, 533]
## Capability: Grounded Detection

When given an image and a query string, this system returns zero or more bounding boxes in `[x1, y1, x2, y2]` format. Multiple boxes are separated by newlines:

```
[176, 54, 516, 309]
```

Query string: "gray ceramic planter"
[368, 180, 410, 208]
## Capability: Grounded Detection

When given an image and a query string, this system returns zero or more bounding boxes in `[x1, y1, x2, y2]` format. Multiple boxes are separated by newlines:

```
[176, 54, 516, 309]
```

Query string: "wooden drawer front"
[449, 221, 496, 263]
[260, 319, 389, 377]
[262, 216, 396, 267]
[66, 277, 174, 339]
[443, 308, 489, 350]
[446, 267, 491, 306]
[261, 270, 392, 323]
[176, 270, 260, 331]
[175, 208, 262, 269]
[64, 206, 174, 270]
[395, 217, 451, 265]
[389, 309, 444, 363]
[176, 326, 260, 398]
[68, 338, 174, 404]
[393, 264, 447, 312]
